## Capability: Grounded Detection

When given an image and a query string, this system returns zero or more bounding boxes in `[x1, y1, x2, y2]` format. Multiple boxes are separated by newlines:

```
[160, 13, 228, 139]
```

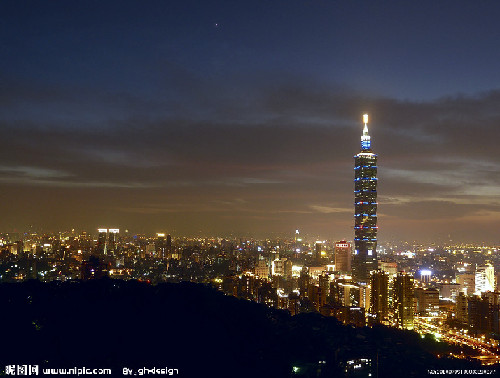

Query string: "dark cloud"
[382, 200, 500, 221]
[2, 48, 500, 241]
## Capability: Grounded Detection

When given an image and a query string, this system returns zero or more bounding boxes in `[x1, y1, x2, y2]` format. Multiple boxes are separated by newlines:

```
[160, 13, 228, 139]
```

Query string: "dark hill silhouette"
[0, 280, 485, 377]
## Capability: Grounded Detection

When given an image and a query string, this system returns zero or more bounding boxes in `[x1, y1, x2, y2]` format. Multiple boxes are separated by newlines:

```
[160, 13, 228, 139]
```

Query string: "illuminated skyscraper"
[352, 114, 378, 282]
[96, 228, 108, 255]
[475, 264, 495, 294]
[96, 228, 119, 256]
[315, 241, 323, 262]
[394, 272, 414, 330]
[107, 229, 119, 255]
[369, 270, 388, 323]
[334, 241, 351, 273]
[156, 233, 166, 258]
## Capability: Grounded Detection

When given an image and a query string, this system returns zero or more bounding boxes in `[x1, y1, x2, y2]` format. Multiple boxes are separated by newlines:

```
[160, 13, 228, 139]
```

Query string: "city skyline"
[2, 1, 500, 243]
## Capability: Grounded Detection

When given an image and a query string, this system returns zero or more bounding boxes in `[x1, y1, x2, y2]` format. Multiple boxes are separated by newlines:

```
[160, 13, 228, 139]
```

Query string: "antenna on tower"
[361, 113, 371, 150]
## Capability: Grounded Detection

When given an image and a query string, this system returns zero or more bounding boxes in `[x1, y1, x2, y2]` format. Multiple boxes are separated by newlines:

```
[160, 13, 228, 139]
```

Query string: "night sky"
[2, 1, 500, 243]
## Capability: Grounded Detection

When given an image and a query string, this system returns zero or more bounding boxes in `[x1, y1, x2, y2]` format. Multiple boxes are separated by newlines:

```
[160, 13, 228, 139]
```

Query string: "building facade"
[369, 269, 389, 323]
[393, 272, 414, 330]
[334, 241, 351, 273]
[475, 264, 495, 294]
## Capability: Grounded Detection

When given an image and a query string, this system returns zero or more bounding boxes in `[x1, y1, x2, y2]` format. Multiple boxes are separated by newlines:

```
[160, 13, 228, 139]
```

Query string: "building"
[155, 233, 166, 258]
[455, 292, 468, 323]
[334, 241, 351, 273]
[352, 114, 378, 283]
[369, 270, 388, 323]
[334, 307, 366, 327]
[495, 273, 500, 292]
[315, 241, 323, 262]
[294, 229, 302, 255]
[359, 282, 371, 310]
[420, 269, 431, 285]
[475, 264, 495, 294]
[319, 274, 330, 298]
[255, 259, 269, 279]
[166, 234, 172, 253]
[483, 292, 500, 333]
[393, 272, 414, 330]
[456, 273, 475, 295]
[467, 295, 492, 334]
[379, 261, 397, 276]
[272, 258, 292, 278]
[439, 283, 461, 301]
[308, 284, 327, 311]
[415, 288, 439, 314]
[107, 229, 119, 255]
[96, 228, 119, 256]
[308, 266, 327, 280]
[96, 228, 108, 255]
[298, 268, 311, 297]
[330, 278, 360, 307]
[145, 244, 155, 257]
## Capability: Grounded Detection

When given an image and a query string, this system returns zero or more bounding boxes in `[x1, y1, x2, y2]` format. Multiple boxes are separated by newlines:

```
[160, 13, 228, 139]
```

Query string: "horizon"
[1, 228, 499, 249]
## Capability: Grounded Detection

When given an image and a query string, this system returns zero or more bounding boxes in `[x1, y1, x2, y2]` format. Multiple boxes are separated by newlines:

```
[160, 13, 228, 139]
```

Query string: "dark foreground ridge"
[0, 279, 485, 377]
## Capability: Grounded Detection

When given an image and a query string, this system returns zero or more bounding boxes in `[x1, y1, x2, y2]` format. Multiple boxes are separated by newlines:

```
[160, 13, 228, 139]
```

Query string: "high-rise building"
[352, 114, 378, 282]
[166, 234, 172, 253]
[294, 229, 302, 256]
[96, 228, 119, 256]
[96, 228, 108, 255]
[455, 292, 468, 323]
[379, 261, 397, 276]
[315, 241, 323, 262]
[468, 295, 492, 333]
[475, 264, 495, 294]
[255, 258, 269, 279]
[156, 233, 166, 258]
[456, 273, 475, 295]
[415, 288, 439, 314]
[483, 292, 500, 334]
[369, 269, 388, 323]
[393, 272, 414, 330]
[334, 241, 351, 273]
[107, 229, 119, 255]
[439, 283, 461, 301]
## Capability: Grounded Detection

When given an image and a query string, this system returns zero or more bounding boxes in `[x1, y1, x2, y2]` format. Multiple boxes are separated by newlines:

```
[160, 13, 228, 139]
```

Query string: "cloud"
[383, 200, 500, 221]
[2, 74, 500, 241]
[309, 205, 352, 214]
[0, 165, 70, 179]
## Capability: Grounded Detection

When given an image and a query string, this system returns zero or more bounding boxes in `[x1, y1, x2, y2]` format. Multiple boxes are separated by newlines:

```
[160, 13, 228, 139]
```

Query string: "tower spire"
[361, 113, 371, 150]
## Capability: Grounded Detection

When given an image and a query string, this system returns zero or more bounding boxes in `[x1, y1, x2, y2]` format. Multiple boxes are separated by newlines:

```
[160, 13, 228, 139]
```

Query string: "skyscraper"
[352, 114, 378, 283]
[315, 241, 323, 262]
[394, 272, 414, 330]
[107, 229, 119, 256]
[96, 228, 119, 256]
[334, 241, 351, 273]
[369, 269, 389, 323]
[156, 233, 166, 258]
[96, 228, 108, 255]
[475, 264, 495, 294]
